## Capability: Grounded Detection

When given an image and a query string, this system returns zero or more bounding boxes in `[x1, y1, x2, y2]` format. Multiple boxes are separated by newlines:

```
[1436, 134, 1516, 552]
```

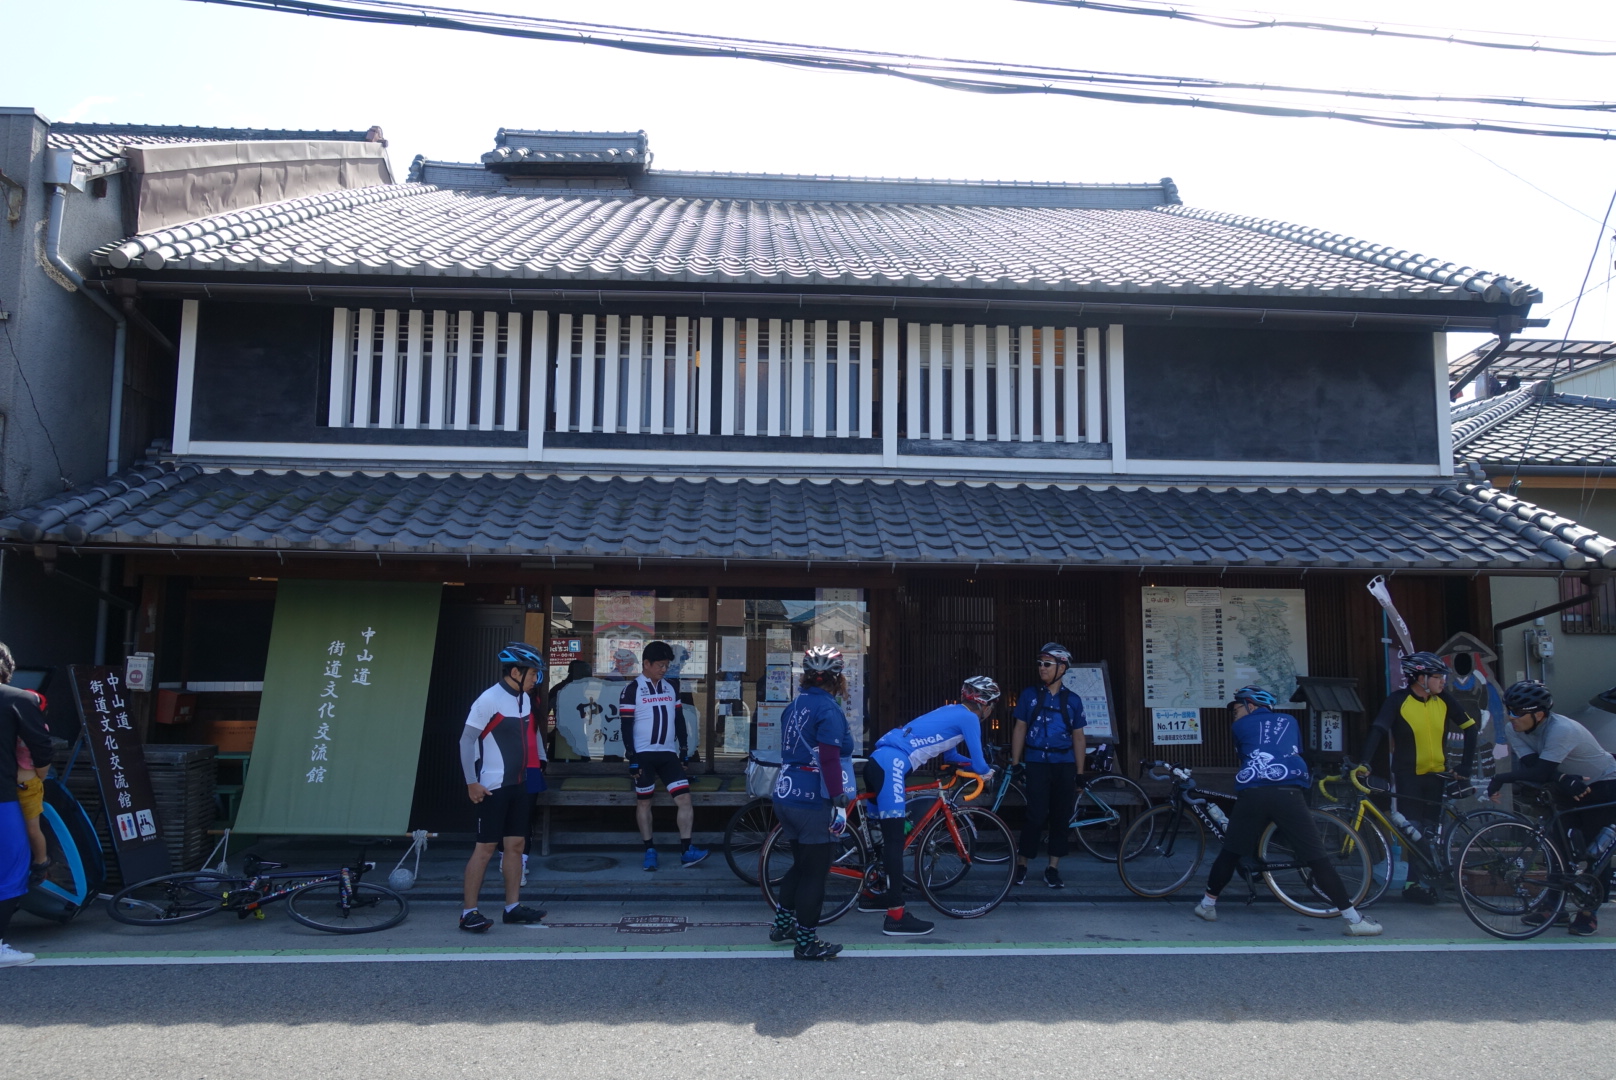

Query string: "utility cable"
[1, 321, 72, 491]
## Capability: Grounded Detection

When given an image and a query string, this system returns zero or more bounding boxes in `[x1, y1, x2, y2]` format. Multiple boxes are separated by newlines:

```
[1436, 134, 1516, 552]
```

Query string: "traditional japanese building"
[5, 122, 1612, 839]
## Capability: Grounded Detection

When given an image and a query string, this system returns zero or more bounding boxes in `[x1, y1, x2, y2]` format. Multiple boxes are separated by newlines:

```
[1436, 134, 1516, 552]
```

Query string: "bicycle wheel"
[107, 872, 243, 926]
[758, 824, 870, 926]
[1319, 806, 1393, 908]
[723, 797, 777, 886]
[1073, 775, 1152, 862]
[950, 781, 1021, 865]
[1260, 810, 1371, 917]
[1441, 807, 1526, 874]
[286, 879, 409, 934]
[1455, 821, 1566, 940]
[914, 807, 1016, 918]
[1116, 805, 1205, 898]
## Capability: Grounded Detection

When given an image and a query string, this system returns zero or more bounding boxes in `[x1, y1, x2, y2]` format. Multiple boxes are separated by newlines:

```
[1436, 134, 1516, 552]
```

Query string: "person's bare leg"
[636, 799, 654, 842]
[502, 836, 524, 905]
[1049, 855, 1061, 869]
[463, 842, 496, 909]
[675, 793, 694, 840]
[26, 816, 46, 864]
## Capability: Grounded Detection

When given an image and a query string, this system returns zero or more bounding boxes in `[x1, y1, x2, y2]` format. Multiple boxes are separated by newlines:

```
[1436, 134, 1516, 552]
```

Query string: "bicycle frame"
[1316, 770, 1470, 881]
[845, 771, 990, 885]
[222, 860, 374, 915]
[1149, 762, 1321, 879]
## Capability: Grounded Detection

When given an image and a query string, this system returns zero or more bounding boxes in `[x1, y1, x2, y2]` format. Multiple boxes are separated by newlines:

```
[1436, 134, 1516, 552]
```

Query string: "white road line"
[22, 940, 1616, 967]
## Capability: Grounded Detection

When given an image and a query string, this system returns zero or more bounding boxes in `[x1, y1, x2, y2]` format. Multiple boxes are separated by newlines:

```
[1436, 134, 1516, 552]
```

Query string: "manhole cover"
[546, 855, 617, 873]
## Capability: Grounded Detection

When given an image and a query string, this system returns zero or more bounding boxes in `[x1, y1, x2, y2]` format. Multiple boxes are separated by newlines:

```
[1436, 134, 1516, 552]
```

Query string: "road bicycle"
[1314, 766, 1523, 907]
[758, 769, 1017, 921]
[954, 743, 1153, 862]
[1116, 761, 1372, 917]
[1454, 782, 1616, 940]
[107, 853, 408, 934]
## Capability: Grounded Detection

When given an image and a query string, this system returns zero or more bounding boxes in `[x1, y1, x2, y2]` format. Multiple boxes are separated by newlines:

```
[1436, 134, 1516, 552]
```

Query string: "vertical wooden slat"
[478, 311, 499, 431]
[327, 307, 351, 428]
[577, 314, 597, 433]
[697, 317, 714, 435]
[504, 312, 523, 431]
[720, 318, 736, 436]
[766, 318, 783, 437]
[928, 323, 945, 441]
[882, 319, 899, 465]
[995, 324, 1013, 442]
[553, 313, 573, 433]
[173, 299, 200, 453]
[859, 320, 875, 440]
[905, 322, 921, 440]
[601, 313, 621, 434]
[376, 309, 399, 429]
[1062, 327, 1080, 442]
[428, 310, 448, 430]
[742, 318, 760, 437]
[1107, 324, 1127, 463]
[972, 324, 989, 442]
[352, 307, 375, 427]
[1040, 326, 1057, 443]
[836, 319, 852, 439]
[649, 315, 667, 435]
[1017, 325, 1035, 442]
[672, 316, 689, 436]
[403, 309, 424, 429]
[453, 310, 474, 430]
[950, 322, 967, 441]
[625, 314, 644, 435]
[813, 319, 830, 440]
[1084, 326, 1103, 444]
[790, 319, 807, 438]
[527, 311, 548, 458]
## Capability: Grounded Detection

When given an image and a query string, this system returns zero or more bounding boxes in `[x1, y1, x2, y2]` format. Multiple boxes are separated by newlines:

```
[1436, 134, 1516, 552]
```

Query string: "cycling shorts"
[17, 775, 44, 821]
[633, 752, 690, 800]
[866, 746, 912, 820]
[772, 798, 833, 845]
[474, 784, 531, 844]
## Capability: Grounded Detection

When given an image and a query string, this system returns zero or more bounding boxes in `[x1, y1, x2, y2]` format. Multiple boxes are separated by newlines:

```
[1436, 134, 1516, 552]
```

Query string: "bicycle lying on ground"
[759, 769, 1017, 921]
[107, 853, 408, 934]
[1315, 765, 1522, 907]
[1116, 760, 1372, 916]
[1454, 782, 1616, 940]
[961, 743, 1152, 863]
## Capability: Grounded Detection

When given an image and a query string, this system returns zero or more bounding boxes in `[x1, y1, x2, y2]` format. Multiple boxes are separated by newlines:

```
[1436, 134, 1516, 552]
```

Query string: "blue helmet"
[499, 642, 545, 677]
[1231, 685, 1276, 709]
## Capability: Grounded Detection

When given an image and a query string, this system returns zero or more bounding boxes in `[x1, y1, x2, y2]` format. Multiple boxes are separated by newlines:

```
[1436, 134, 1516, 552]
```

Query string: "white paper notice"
[720, 636, 748, 673]
[1152, 708, 1203, 745]
[1061, 665, 1114, 739]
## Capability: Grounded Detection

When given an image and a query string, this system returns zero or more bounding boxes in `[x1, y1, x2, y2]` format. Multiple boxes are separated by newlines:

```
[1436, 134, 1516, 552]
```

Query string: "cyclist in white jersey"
[621, 640, 708, 870]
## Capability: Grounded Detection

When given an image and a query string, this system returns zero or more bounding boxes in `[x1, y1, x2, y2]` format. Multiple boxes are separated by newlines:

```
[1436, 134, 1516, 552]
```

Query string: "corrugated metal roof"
[49, 122, 377, 177]
[91, 182, 1536, 303]
[4, 466, 1611, 571]
[1449, 337, 1616, 384]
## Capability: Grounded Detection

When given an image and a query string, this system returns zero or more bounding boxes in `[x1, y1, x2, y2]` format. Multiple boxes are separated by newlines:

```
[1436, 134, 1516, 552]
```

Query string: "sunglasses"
[1037, 659, 1065, 668]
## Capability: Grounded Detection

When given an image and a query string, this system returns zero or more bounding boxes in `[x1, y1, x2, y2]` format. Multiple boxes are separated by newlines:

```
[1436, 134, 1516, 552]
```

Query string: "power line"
[186, 0, 1616, 141]
[1018, 0, 1616, 58]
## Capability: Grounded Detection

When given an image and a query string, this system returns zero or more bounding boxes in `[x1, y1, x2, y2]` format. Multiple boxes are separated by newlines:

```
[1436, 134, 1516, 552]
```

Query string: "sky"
[6, 0, 1616, 363]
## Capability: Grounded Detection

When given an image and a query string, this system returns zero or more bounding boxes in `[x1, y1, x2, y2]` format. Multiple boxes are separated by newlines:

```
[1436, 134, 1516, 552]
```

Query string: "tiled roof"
[48, 123, 376, 178]
[1451, 383, 1537, 445]
[1449, 337, 1616, 384]
[482, 129, 650, 170]
[1456, 390, 1616, 470]
[4, 466, 1611, 571]
[92, 182, 1536, 303]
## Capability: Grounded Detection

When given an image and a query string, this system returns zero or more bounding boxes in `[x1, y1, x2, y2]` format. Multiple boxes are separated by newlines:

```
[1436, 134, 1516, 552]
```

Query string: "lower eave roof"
[3, 466, 1611, 573]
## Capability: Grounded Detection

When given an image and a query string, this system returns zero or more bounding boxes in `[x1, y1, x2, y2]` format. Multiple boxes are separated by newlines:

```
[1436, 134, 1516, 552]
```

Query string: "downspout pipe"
[43, 150, 125, 665]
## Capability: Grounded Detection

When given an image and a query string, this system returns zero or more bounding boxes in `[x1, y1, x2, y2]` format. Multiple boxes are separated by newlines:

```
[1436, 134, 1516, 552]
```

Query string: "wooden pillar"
[131, 574, 164, 742]
[705, 584, 719, 774]
[1117, 574, 1145, 768]
[872, 584, 900, 750]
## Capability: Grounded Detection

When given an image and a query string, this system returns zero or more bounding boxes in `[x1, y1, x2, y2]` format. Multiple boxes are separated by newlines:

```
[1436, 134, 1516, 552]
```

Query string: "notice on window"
[1061, 663, 1115, 739]
[595, 589, 656, 633]
[754, 702, 786, 757]
[766, 628, 792, 665]
[720, 635, 748, 674]
[765, 663, 794, 702]
[1152, 708, 1203, 745]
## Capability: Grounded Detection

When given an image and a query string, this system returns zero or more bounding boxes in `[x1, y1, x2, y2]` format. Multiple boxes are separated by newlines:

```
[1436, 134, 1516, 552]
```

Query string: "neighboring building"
[1453, 377, 1616, 708]
[0, 110, 387, 713]
[4, 124, 1613, 834]
[1450, 336, 1616, 400]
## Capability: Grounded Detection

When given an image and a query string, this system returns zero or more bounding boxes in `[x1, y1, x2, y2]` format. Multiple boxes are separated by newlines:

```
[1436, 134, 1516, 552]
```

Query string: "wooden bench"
[531, 769, 757, 855]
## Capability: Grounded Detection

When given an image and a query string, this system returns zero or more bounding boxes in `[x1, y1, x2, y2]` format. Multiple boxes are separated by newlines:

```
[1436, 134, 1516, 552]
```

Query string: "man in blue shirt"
[862, 677, 999, 938]
[1191, 686, 1382, 936]
[768, 645, 856, 960]
[1009, 642, 1087, 889]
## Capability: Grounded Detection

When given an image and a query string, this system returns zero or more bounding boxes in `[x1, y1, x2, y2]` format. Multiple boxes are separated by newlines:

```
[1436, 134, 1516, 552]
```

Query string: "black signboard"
[70, 665, 171, 884]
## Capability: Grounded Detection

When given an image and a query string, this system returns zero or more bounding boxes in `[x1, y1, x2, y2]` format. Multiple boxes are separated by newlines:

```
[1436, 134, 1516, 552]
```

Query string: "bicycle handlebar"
[953, 770, 989, 802]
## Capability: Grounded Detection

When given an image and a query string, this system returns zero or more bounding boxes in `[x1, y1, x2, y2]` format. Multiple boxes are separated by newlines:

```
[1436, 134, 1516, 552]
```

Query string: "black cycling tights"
[777, 842, 833, 931]
[879, 819, 908, 910]
[0, 896, 18, 939]
[1206, 850, 1352, 910]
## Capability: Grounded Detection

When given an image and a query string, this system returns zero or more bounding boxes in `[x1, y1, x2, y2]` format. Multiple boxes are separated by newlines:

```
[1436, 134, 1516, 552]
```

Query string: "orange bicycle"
[758, 769, 1017, 921]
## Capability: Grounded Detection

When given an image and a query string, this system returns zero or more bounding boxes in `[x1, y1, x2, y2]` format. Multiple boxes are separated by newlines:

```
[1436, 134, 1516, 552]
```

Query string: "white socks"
[1341, 906, 1363, 924]
[506, 903, 521, 913]
[1199, 894, 1217, 908]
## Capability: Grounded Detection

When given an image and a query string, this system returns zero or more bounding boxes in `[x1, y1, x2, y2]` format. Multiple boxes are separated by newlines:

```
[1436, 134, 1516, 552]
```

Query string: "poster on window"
[595, 636, 645, 677]
[595, 589, 656, 633]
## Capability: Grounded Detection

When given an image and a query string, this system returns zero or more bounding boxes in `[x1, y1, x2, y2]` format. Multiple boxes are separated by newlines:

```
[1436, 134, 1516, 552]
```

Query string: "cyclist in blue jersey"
[861, 676, 999, 937]
[1009, 642, 1088, 889]
[1191, 686, 1382, 936]
[767, 645, 856, 961]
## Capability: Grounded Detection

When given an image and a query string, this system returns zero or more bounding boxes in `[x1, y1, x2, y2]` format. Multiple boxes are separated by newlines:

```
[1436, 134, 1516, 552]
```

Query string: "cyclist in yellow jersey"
[1357, 651, 1478, 904]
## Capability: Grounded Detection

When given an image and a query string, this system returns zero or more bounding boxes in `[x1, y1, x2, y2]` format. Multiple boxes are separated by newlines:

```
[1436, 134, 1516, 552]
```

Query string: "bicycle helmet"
[1038, 642, 1073, 665]
[1503, 679, 1553, 716]
[498, 642, 544, 675]
[961, 676, 1002, 707]
[1230, 685, 1277, 709]
[642, 640, 675, 665]
[1400, 651, 1449, 681]
[802, 644, 845, 675]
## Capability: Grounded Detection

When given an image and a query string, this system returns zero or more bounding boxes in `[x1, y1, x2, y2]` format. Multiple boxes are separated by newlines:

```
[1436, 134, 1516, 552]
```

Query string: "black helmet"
[498, 642, 545, 677]
[1038, 643, 1073, 665]
[642, 640, 675, 665]
[803, 645, 844, 675]
[1400, 651, 1448, 680]
[1503, 679, 1553, 716]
